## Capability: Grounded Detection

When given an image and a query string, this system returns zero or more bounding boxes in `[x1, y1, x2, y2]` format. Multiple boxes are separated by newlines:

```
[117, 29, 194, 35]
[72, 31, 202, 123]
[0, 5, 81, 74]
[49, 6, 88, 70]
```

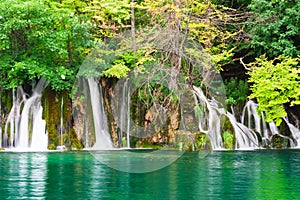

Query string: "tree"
[0, 0, 92, 91]
[248, 55, 300, 125]
[247, 0, 300, 58]
[142, 0, 247, 70]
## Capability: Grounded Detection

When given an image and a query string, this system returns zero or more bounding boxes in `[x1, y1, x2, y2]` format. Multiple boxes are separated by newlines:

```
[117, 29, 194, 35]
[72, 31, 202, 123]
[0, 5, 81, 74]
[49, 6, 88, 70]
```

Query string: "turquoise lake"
[1, 150, 300, 199]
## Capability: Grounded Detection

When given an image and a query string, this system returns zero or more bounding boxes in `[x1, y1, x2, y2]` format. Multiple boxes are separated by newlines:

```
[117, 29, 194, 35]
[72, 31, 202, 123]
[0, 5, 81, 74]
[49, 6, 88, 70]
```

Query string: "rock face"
[100, 78, 119, 147]
[72, 99, 85, 146]
[42, 89, 82, 150]
[84, 77, 197, 149]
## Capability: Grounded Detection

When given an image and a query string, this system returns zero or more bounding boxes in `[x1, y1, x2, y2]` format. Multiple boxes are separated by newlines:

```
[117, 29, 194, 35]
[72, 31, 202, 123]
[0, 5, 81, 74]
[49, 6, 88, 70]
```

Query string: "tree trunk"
[131, 0, 136, 53]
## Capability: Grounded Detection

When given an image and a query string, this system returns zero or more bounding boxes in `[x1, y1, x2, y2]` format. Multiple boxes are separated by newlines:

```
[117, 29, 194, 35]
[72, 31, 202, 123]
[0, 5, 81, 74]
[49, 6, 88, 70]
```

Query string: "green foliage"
[248, 55, 300, 125]
[102, 50, 154, 78]
[247, 0, 300, 58]
[223, 131, 234, 150]
[212, 0, 251, 9]
[210, 47, 235, 70]
[195, 133, 208, 150]
[68, 128, 83, 150]
[79, 0, 131, 38]
[135, 140, 163, 149]
[225, 77, 248, 105]
[103, 61, 130, 78]
[142, 0, 244, 71]
[194, 105, 203, 118]
[0, 0, 93, 91]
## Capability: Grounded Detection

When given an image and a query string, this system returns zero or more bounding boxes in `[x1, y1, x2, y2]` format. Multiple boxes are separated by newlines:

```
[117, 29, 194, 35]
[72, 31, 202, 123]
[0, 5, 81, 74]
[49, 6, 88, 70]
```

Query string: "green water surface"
[1, 150, 300, 199]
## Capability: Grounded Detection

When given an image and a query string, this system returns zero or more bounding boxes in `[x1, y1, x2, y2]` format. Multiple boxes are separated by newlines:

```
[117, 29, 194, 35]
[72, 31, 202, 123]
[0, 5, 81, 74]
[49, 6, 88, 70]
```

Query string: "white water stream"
[87, 78, 113, 149]
[3, 79, 48, 150]
[193, 86, 300, 150]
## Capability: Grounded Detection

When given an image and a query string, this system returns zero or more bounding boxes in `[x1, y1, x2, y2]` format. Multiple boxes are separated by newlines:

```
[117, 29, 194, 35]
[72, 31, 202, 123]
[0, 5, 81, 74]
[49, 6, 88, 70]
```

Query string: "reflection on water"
[92, 150, 184, 173]
[1, 150, 300, 199]
[1, 153, 47, 199]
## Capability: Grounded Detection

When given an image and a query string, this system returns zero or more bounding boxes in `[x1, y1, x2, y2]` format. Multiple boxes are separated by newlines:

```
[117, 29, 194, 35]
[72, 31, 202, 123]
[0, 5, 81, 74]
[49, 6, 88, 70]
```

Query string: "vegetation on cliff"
[0, 0, 299, 149]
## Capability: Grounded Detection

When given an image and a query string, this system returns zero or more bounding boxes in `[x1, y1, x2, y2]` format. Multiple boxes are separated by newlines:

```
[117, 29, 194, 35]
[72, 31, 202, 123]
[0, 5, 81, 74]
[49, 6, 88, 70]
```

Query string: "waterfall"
[61, 97, 64, 147]
[194, 87, 300, 150]
[241, 101, 261, 134]
[30, 105, 48, 150]
[119, 80, 131, 148]
[241, 100, 278, 142]
[56, 96, 66, 150]
[241, 100, 298, 147]
[283, 117, 300, 147]
[87, 78, 113, 149]
[4, 78, 48, 150]
[193, 86, 259, 150]
[226, 112, 258, 149]
[4, 88, 23, 148]
[17, 93, 39, 149]
[193, 86, 223, 149]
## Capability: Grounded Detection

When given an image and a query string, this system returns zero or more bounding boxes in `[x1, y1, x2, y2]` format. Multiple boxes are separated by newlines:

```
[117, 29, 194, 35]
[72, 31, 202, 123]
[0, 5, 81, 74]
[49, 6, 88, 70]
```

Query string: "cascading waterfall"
[193, 86, 258, 150]
[3, 88, 22, 148]
[61, 97, 64, 147]
[226, 112, 258, 149]
[87, 77, 113, 149]
[30, 105, 48, 150]
[283, 117, 300, 147]
[242, 100, 298, 147]
[194, 86, 300, 150]
[193, 86, 223, 149]
[119, 80, 131, 148]
[3, 79, 48, 150]
[242, 100, 275, 143]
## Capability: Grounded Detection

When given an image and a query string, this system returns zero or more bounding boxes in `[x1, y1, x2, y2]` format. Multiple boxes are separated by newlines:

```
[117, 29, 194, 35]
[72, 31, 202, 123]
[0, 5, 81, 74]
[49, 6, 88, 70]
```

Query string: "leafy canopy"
[247, 0, 300, 58]
[248, 55, 300, 125]
[0, 0, 92, 91]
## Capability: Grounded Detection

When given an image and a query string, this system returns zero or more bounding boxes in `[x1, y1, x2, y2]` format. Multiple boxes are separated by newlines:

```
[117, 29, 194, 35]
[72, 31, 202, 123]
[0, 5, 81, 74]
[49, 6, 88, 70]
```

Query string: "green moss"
[272, 135, 283, 148]
[68, 128, 83, 150]
[223, 131, 234, 150]
[221, 115, 234, 134]
[174, 133, 195, 151]
[42, 87, 60, 147]
[135, 140, 163, 149]
[3, 90, 12, 112]
[122, 137, 127, 147]
[195, 132, 211, 150]
[48, 143, 56, 150]
[271, 134, 290, 148]
[42, 88, 82, 150]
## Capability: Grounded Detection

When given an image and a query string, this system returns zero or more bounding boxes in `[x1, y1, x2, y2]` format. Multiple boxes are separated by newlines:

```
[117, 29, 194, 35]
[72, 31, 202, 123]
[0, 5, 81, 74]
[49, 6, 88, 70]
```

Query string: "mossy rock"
[222, 131, 234, 150]
[135, 140, 163, 149]
[221, 115, 235, 135]
[68, 128, 83, 150]
[195, 132, 211, 150]
[42, 88, 74, 149]
[48, 143, 56, 150]
[176, 135, 195, 151]
[271, 134, 290, 148]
